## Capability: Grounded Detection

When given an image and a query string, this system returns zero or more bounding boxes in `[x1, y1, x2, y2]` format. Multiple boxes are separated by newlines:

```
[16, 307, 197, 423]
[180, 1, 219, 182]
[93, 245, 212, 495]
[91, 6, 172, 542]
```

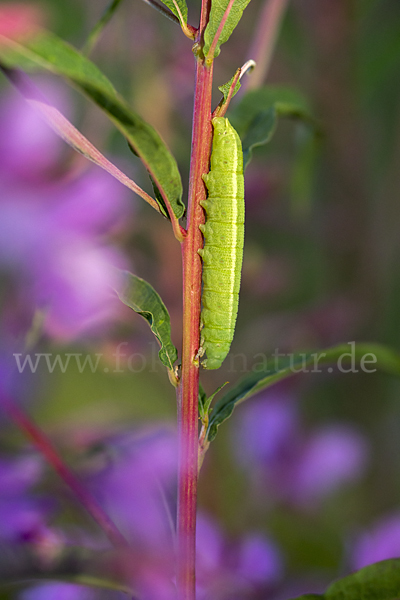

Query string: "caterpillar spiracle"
[198, 117, 245, 370]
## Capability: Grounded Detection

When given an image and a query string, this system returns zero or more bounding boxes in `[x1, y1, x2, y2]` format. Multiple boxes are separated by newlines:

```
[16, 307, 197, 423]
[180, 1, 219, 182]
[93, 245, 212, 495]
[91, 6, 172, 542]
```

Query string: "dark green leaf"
[115, 271, 178, 372]
[290, 559, 400, 600]
[218, 74, 241, 103]
[204, 0, 252, 60]
[158, 0, 188, 26]
[230, 85, 312, 137]
[228, 85, 315, 169]
[242, 106, 277, 169]
[149, 174, 170, 218]
[83, 0, 125, 55]
[207, 343, 400, 442]
[199, 381, 208, 419]
[0, 32, 184, 219]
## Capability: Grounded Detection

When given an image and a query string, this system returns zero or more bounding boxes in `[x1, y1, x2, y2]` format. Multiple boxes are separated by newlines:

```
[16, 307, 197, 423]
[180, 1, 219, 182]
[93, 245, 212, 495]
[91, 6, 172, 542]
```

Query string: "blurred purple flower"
[196, 513, 283, 599]
[0, 86, 131, 340]
[20, 583, 96, 600]
[0, 453, 51, 542]
[0, 80, 69, 183]
[88, 428, 177, 598]
[90, 428, 177, 549]
[290, 426, 368, 506]
[233, 392, 368, 508]
[351, 513, 400, 570]
[235, 393, 297, 467]
[235, 533, 283, 585]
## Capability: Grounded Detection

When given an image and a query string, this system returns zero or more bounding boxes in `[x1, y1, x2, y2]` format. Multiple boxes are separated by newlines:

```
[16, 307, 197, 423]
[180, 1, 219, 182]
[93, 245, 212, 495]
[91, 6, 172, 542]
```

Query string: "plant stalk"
[1, 395, 129, 550]
[177, 13, 213, 600]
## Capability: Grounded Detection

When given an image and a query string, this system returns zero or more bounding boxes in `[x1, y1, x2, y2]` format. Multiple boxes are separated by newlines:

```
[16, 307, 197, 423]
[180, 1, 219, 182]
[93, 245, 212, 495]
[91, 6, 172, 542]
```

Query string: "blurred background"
[1, 0, 400, 598]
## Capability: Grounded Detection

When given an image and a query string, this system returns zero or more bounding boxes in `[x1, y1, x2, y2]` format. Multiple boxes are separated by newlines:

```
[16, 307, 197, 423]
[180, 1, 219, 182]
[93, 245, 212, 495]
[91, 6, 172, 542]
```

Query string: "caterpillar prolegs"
[198, 117, 245, 369]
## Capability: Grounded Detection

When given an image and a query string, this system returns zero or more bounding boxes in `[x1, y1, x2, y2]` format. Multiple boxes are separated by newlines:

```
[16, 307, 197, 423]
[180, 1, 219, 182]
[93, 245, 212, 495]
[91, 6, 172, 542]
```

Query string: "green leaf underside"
[149, 174, 169, 218]
[242, 106, 277, 169]
[290, 559, 400, 600]
[204, 0, 252, 59]
[0, 32, 184, 219]
[207, 343, 400, 441]
[226, 85, 315, 168]
[158, 0, 188, 24]
[218, 74, 241, 103]
[204, 382, 229, 415]
[116, 271, 178, 371]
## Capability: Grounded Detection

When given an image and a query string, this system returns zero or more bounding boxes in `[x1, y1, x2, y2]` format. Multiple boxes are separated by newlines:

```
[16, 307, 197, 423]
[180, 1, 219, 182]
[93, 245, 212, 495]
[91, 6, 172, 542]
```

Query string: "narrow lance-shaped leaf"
[207, 343, 400, 442]
[289, 559, 400, 600]
[0, 31, 185, 222]
[218, 73, 241, 103]
[2, 68, 160, 213]
[157, 0, 188, 29]
[204, 0, 252, 60]
[115, 270, 178, 373]
[83, 0, 125, 55]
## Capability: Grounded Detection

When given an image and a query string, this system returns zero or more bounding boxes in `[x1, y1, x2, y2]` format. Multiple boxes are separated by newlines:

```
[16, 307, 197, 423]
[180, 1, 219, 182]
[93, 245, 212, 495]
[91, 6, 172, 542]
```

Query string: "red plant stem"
[2, 396, 129, 550]
[177, 6, 213, 598]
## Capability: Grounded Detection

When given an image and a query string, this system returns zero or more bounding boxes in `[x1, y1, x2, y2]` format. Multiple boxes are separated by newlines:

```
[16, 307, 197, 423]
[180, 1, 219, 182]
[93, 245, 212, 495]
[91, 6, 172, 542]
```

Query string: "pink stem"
[2, 395, 129, 550]
[176, 1, 214, 597]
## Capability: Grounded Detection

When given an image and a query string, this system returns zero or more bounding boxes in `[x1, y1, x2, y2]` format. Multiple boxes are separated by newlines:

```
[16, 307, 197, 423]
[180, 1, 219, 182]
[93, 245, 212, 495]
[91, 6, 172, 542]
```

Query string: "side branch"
[2, 396, 129, 551]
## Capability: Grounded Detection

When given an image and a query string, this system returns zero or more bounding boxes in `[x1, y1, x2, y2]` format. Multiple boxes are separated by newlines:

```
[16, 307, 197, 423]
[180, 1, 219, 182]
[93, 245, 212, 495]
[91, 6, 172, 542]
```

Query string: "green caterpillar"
[198, 117, 245, 369]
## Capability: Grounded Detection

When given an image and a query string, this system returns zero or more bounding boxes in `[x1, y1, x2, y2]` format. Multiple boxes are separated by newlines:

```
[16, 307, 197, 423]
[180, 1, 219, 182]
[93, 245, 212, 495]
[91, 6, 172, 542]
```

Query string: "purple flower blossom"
[233, 392, 368, 508]
[351, 513, 400, 570]
[0, 86, 131, 340]
[90, 428, 177, 550]
[196, 513, 283, 599]
[0, 454, 51, 542]
[235, 533, 283, 585]
[0, 81, 69, 183]
[290, 426, 368, 506]
[20, 583, 97, 600]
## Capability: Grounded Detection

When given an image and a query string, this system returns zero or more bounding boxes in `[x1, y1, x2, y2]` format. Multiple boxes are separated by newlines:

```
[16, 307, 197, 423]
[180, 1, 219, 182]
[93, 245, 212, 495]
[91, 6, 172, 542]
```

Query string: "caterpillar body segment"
[198, 117, 245, 370]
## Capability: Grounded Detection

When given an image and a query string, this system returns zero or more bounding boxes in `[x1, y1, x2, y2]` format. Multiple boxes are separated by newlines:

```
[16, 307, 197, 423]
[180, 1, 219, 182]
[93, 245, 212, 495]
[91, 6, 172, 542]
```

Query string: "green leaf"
[115, 271, 178, 372]
[198, 381, 208, 419]
[2, 69, 163, 214]
[241, 106, 277, 169]
[158, 0, 188, 26]
[204, 0, 252, 60]
[83, 0, 125, 55]
[149, 174, 169, 218]
[290, 559, 400, 600]
[218, 74, 241, 103]
[0, 32, 185, 219]
[207, 343, 400, 442]
[231, 85, 312, 137]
